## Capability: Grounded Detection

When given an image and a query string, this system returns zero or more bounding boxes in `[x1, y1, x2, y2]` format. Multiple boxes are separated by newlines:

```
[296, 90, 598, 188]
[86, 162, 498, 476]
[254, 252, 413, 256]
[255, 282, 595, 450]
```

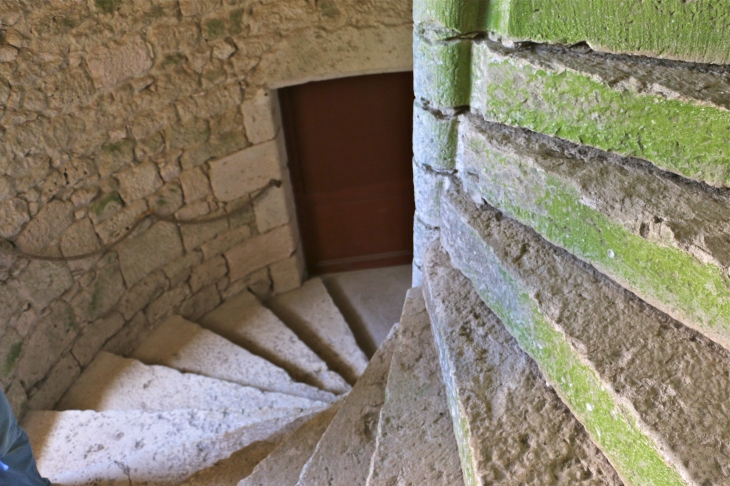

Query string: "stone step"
[132, 315, 337, 403]
[179, 412, 319, 486]
[267, 278, 370, 385]
[366, 288, 463, 486]
[57, 352, 327, 414]
[295, 326, 399, 486]
[422, 243, 622, 486]
[466, 39, 730, 188]
[23, 409, 314, 486]
[439, 179, 730, 485]
[454, 113, 730, 352]
[238, 401, 343, 486]
[199, 291, 350, 395]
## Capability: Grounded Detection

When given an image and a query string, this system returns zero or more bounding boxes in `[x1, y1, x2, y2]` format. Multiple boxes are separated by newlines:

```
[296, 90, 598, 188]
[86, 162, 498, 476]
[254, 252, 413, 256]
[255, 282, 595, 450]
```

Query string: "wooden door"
[280, 72, 414, 275]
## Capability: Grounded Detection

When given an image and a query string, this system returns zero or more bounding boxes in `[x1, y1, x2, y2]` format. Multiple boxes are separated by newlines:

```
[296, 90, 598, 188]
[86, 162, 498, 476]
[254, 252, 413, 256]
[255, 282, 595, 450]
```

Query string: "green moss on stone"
[442, 204, 687, 485]
[486, 0, 730, 65]
[3, 342, 22, 375]
[95, 0, 120, 14]
[205, 19, 226, 40]
[471, 46, 730, 187]
[414, 0, 487, 35]
[460, 123, 730, 349]
[229, 9, 244, 35]
[89, 193, 123, 216]
[414, 34, 472, 108]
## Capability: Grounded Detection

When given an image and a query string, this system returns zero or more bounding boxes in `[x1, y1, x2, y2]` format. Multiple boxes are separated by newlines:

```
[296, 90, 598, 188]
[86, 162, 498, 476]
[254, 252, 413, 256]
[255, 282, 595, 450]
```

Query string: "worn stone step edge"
[199, 290, 351, 396]
[366, 287, 463, 486]
[266, 278, 370, 386]
[132, 315, 337, 403]
[439, 180, 693, 485]
[238, 401, 343, 486]
[57, 351, 327, 413]
[456, 113, 730, 352]
[422, 242, 623, 486]
[295, 325, 399, 486]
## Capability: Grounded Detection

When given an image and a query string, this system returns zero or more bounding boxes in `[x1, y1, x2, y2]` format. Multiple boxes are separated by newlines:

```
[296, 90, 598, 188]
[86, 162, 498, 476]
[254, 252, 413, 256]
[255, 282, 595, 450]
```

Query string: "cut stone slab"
[57, 352, 326, 414]
[468, 39, 730, 187]
[180, 411, 318, 486]
[439, 179, 730, 485]
[24, 409, 314, 486]
[457, 113, 730, 353]
[200, 291, 350, 395]
[366, 288, 463, 486]
[295, 325, 398, 486]
[267, 278, 370, 385]
[423, 243, 622, 486]
[239, 401, 343, 486]
[132, 315, 337, 403]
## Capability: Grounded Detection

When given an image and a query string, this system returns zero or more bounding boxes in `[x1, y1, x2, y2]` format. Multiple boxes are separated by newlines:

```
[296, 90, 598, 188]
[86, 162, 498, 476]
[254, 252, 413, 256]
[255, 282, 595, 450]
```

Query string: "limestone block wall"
[414, 1, 730, 484]
[0, 0, 411, 416]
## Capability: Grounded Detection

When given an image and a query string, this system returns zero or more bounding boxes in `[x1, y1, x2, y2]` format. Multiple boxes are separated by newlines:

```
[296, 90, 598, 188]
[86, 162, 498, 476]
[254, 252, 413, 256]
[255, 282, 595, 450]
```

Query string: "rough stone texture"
[26, 352, 81, 411]
[413, 102, 459, 171]
[440, 180, 730, 485]
[0, 0, 411, 405]
[210, 141, 282, 202]
[240, 401, 342, 486]
[457, 114, 730, 352]
[268, 278, 370, 385]
[200, 291, 350, 395]
[226, 225, 296, 282]
[413, 160, 447, 228]
[413, 30, 471, 109]
[71, 312, 126, 367]
[117, 221, 184, 286]
[366, 288, 463, 486]
[414, 216, 440, 269]
[269, 255, 304, 294]
[469, 40, 730, 187]
[132, 315, 336, 402]
[296, 327, 398, 486]
[423, 243, 623, 486]
[24, 409, 315, 486]
[57, 351, 324, 414]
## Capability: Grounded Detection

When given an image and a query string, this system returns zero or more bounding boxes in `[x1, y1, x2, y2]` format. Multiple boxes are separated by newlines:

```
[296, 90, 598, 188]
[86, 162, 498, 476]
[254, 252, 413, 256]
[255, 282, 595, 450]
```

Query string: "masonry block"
[209, 141, 282, 202]
[225, 225, 295, 282]
[413, 103, 459, 171]
[484, 0, 730, 64]
[470, 40, 730, 187]
[413, 216, 439, 269]
[439, 180, 730, 486]
[413, 0, 485, 34]
[413, 31, 471, 108]
[457, 115, 730, 352]
[117, 222, 184, 287]
[413, 161, 446, 228]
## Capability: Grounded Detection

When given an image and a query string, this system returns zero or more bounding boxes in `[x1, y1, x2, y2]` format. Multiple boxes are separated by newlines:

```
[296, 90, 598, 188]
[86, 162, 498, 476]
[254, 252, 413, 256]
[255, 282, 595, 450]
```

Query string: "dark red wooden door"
[280, 72, 414, 275]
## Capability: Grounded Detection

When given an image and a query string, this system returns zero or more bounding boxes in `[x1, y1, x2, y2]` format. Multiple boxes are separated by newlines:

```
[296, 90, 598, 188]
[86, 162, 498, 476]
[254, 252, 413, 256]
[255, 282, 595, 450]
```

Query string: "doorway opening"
[279, 72, 415, 276]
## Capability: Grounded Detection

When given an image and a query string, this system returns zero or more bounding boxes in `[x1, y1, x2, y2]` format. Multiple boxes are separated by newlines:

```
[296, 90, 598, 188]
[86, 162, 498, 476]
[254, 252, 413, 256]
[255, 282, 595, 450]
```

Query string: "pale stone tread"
[295, 326, 398, 486]
[267, 278, 370, 384]
[57, 352, 325, 413]
[239, 401, 343, 486]
[200, 291, 350, 395]
[366, 287, 463, 486]
[132, 315, 336, 403]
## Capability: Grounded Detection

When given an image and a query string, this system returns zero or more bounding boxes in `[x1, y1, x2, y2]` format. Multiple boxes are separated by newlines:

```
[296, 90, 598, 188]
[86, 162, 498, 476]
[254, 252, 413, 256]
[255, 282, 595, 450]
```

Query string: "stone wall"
[415, 1, 730, 485]
[0, 0, 411, 416]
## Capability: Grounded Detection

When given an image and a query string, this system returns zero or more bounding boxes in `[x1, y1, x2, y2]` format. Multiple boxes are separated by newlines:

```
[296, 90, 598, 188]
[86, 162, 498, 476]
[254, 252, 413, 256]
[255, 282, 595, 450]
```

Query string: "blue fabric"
[0, 390, 51, 486]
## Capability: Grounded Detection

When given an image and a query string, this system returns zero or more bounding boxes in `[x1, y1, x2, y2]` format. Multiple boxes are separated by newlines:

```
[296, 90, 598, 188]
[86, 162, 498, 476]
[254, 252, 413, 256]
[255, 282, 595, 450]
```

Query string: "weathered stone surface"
[71, 312, 126, 367]
[413, 102, 459, 171]
[24, 409, 315, 486]
[180, 166, 212, 203]
[145, 284, 191, 324]
[200, 291, 350, 395]
[423, 242, 622, 486]
[253, 178, 292, 233]
[413, 31, 471, 109]
[189, 255, 228, 293]
[86, 35, 153, 88]
[243, 89, 281, 144]
[15, 260, 73, 311]
[470, 40, 730, 187]
[414, 216, 439, 269]
[115, 161, 163, 204]
[366, 288, 462, 486]
[200, 225, 252, 260]
[240, 402, 342, 486]
[268, 278, 370, 385]
[413, 160, 446, 228]
[226, 225, 295, 282]
[117, 221, 184, 286]
[14, 199, 74, 253]
[0, 198, 30, 238]
[178, 283, 222, 321]
[57, 351, 324, 413]
[132, 315, 337, 402]
[440, 180, 730, 485]
[458, 114, 730, 352]
[117, 270, 168, 320]
[209, 141, 282, 202]
[26, 352, 80, 411]
[69, 259, 125, 322]
[269, 254, 303, 294]
[296, 327, 398, 486]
